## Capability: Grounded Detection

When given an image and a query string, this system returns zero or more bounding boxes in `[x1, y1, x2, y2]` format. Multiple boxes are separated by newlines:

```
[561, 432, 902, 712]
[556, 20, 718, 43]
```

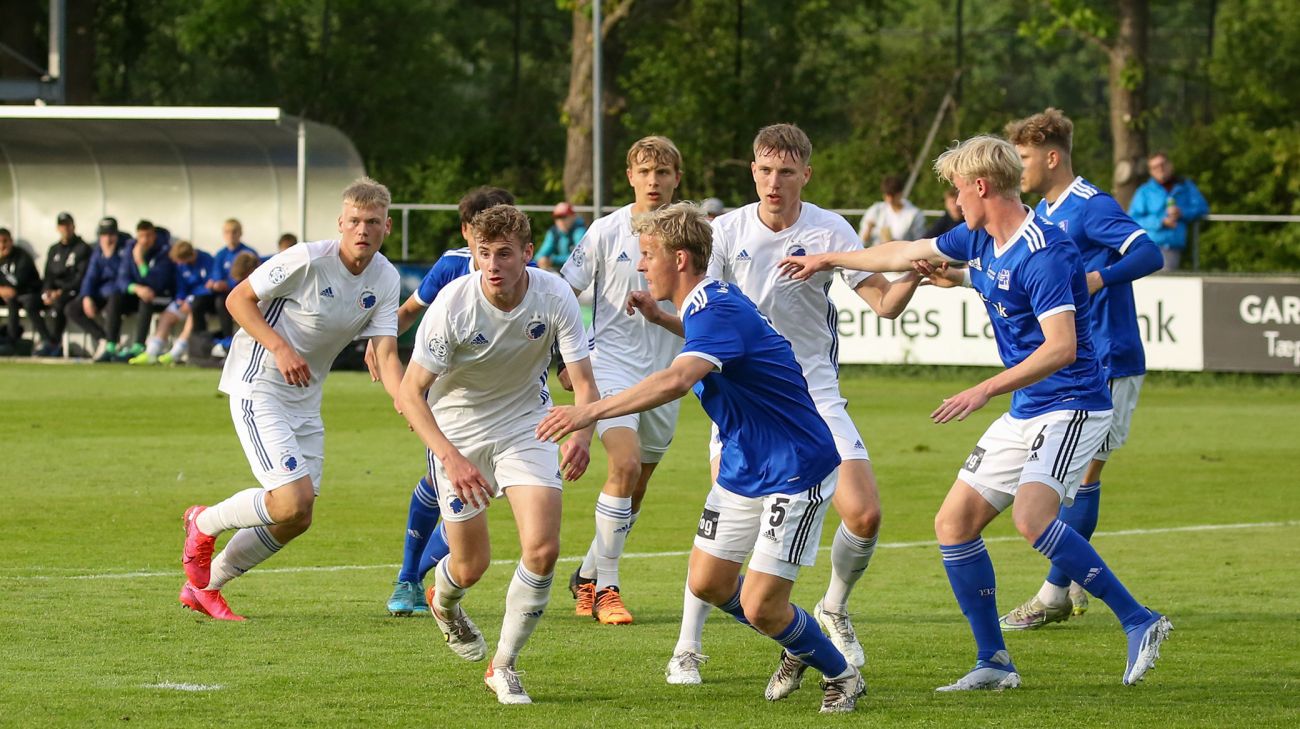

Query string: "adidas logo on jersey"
[761, 528, 778, 542]
[1027, 452, 1039, 462]
[469, 332, 490, 347]
[736, 249, 751, 262]
[320, 286, 334, 298]
[616, 251, 631, 263]
[853, 439, 865, 450]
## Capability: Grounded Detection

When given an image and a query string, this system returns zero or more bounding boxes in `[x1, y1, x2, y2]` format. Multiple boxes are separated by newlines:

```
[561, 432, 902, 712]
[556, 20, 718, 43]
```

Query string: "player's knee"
[520, 540, 559, 575]
[687, 575, 730, 607]
[841, 505, 882, 538]
[1011, 508, 1051, 543]
[606, 454, 641, 494]
[449, 556, 487, 588]
[934, 509, 973, 544]
[740, 596, 786, 635]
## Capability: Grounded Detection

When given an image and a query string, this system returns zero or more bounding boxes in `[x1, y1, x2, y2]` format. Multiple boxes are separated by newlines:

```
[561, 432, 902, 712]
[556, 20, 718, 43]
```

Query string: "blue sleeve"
[935, 224, 975, 261]
[1181, 181, 1209, 221]
[415, 256, 461, 306]
[115, 243, 135, 292]
[1023, 246, 1080, 319]
[1100, 236, 1163, 286]
[682, 300, 746, 370]
[1084, 194, 1147, 253]
[79, 253, 100, 297]
[536, 228, 558, 258]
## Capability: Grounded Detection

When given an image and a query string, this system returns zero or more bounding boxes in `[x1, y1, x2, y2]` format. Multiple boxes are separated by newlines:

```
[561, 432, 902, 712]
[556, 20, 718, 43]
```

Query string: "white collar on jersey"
[994, 206, 1038, 258]
[1042, 175, 1087, 218]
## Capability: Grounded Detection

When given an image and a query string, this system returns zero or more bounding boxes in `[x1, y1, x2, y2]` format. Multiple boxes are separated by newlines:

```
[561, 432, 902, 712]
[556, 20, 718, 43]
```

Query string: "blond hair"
[470, 204, 532, 247]
[342, 176, 392, 211]
[168, 239, 196, 263]
[753, 123, 812, 164]
[631, 201, 712, 273]
[626, 136, 682, 172]
[933, 135, 1022, 197]
[1004, 108, 1074, 153]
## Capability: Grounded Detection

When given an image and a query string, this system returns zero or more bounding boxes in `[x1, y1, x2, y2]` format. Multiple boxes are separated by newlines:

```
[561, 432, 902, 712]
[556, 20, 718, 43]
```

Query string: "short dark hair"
[470, 205, 531, 247]
[0, 227, 11, 239]
[459, 186, 516, 227]
[881, 175, 904, 196]
[136, 219, 156, 232]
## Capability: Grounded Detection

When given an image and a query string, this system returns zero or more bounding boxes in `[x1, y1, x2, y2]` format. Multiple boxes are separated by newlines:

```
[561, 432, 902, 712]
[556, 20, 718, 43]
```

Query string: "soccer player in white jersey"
[998, 109, 1164, 629]
[664, 123, 922, 683]
[538, 202, 865, 714]
[398, 205, 600, 705]
[560, 136, 685, 625]
[781, 135, 1171, 690]
[179, 177, 405, 620]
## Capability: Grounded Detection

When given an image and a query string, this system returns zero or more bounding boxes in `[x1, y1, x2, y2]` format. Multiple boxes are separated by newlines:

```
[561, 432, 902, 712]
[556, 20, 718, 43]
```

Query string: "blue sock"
[417, 521, 450, 582]
[1034, 519, 1149, 629]
[940, 537, 1006, 662]
[716, 574, 751, 626]
[397, 477, 440, 583]
[1046, 481, 1102, 587]
[774, 605, 850, 679]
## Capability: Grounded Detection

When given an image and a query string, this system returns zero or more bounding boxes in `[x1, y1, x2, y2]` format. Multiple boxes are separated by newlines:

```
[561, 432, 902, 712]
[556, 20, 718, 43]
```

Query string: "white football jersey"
[219, 240, 400, 411]
[412, 268, 588, 444]
[708, 202, 870, 395]
[561, 204, 683, 387]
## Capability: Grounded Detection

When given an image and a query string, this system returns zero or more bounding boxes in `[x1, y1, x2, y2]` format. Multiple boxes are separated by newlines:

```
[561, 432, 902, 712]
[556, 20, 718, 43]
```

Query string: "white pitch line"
[143, 682, 223, 692]
[4, 519, 1296, 583]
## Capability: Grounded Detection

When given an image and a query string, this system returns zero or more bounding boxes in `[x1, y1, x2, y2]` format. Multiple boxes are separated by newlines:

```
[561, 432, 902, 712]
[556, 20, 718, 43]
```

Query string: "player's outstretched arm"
[931, 311, 1078, 424]
[779, 239, 941, 281]
[853, 270, 922, 319]
[625, 290, 684, 337]
[537, 355, 713, 443]
[370, 335, 405, 408]
[556, 357, 600, 481]
[226, 278, 310, 387]
[398, 364, 493, 509]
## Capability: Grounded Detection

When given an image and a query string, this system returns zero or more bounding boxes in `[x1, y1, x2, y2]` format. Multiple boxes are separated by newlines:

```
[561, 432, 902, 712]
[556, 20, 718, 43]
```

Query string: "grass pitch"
[1, 362, 1297, 727]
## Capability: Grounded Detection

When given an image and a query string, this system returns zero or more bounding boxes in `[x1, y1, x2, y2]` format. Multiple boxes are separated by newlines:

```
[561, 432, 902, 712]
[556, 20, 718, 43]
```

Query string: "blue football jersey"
[679, 279, 840, 497]
[1037, 177, 1151, 378]
[935, 210, 1111, 418]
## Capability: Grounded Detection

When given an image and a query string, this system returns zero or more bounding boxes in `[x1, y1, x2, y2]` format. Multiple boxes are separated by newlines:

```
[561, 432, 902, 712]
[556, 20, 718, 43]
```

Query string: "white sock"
[145, 336, 165, 357]
[434, 559, 468, 617]
[579, 539, 597, 581]
[169, 339, 189, 358]
[196, 488, 275, 537]
[1037, 580, 1070, 608]
[823, 523, 878, 612]
[674, 578, 713, 655]
[493, 563, 553, 667]
[594, 493, 633, 590]
[207, 526, 282, 590]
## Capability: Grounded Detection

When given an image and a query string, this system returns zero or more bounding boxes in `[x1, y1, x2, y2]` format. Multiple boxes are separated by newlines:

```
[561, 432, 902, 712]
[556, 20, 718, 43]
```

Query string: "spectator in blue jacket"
[129, 239, 212, 365]
[191, 218, 257, 356]
[536, 201, 586, 271]
[65, 217, 132, 360]
[1127, 153, 1209, 271]
[114, 220, 175, 361]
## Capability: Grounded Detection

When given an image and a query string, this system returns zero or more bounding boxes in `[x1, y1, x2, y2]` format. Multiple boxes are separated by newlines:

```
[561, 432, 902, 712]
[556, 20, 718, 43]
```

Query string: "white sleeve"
[559, 227, 597, 292]
[248, 243, 310, 300]
[358, 267, 400, 339]
[552, 287, 589, 364]
[706, 220, 729, 281]
[410, 296, 459, 376]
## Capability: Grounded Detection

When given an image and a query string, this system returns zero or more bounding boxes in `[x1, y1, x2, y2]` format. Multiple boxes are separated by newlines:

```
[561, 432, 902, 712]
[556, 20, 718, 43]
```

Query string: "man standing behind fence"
[1127, 153, 1208, 271]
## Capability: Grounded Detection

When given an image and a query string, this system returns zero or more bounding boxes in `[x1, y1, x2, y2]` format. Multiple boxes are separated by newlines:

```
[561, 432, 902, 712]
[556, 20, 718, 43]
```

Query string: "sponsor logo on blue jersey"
[525, 318, 547, 340]
[358, 289, 377, 309]
[997, 269, 1012, 290]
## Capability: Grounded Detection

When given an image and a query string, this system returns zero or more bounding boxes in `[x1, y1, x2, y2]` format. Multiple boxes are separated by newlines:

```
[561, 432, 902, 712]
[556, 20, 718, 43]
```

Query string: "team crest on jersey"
[997, 269, 1011, 290]
[570, 244, 585, 268]
[280, 452, 300, 473]
[524, 318, 547, 340]
[268, 265, 288, 284]
[358, 289, 377, 309]
[428, 334, 449, 360]
[785, 243, 807, 258]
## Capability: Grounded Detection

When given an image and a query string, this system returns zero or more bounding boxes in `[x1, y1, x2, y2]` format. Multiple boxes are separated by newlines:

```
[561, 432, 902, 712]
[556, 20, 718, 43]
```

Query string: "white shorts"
[429, 430, 562, 523]
[692, 472, 839, 581]
[959, 409, 1113, 512]
[229, 397, 324, 493]
[708, 393, 868, 463]
[1094, 375, 1144, 461]
[594, 385, 681, 464]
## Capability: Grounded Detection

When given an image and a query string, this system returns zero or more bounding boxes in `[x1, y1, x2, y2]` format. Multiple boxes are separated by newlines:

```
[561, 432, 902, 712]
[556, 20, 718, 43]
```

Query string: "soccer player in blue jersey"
[537, 202, 866, 714]
[373, 186, 516, 616]
[779, 135, 1171, 690]
[998, 108, 1164, 629]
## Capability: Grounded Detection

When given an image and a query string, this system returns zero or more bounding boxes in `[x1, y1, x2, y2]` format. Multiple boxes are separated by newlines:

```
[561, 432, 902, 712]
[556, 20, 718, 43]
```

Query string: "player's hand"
[443, 450, 492, 510]
[82, 297, 98, 318]
[1085, 270, 1105, 295]
[913, 260, 959, 288]
[274, 345, 312, 387]
[559, 436, 591, 481]
[778, 252, 831, 281]
[363, 338, 380, 382]
[625, 290, 661, 323]
[536, 404, 595, 443]
[136, 285, 155, 303]
[42, 289, 57, 305]
[931, 383, 991, 424]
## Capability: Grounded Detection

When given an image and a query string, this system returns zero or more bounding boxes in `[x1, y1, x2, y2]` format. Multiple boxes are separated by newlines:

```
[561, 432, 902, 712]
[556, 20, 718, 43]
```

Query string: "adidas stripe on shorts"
[692, 471, 839, 581]
[958, 408, 1113, 512]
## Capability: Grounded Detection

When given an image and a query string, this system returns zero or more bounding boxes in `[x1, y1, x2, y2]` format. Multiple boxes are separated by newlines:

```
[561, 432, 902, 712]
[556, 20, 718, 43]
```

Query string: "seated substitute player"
[179, 177, 405, 620]
[537, 202, 866, 714]
[129, 240, 213, 365]
[665, 123, 922, 684]
[779, 135, 1171, 690]
[560, 135, 686, 625]
[367, 185, 518, 617]
[998, 108, 1163, 629]
[398, 204, 600, 705]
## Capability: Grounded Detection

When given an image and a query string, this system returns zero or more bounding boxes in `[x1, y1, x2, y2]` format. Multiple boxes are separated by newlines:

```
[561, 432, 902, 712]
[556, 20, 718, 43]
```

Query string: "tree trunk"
[562, 2, 595, 205]
[1107, 0, 1149, 207]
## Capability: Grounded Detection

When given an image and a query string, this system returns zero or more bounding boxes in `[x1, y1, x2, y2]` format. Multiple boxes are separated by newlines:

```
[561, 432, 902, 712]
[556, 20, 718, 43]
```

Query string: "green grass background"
[1, 363, 1297, 727]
